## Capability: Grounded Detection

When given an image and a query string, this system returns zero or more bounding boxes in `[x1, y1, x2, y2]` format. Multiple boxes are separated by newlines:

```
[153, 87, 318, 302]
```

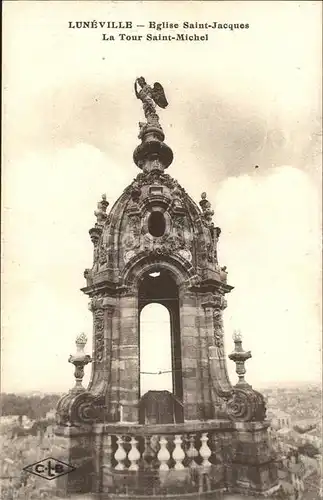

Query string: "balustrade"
[95, 425, 228, 499]
[109, 430, 218, 473]
[97, 427, 225, 497]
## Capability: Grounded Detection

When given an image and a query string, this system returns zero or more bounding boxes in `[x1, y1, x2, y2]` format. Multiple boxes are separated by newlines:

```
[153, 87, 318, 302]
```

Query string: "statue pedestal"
[230, 421, 279, 496]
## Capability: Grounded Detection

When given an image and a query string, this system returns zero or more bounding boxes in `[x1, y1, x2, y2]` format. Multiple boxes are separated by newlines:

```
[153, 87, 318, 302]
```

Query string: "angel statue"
[134, 77, 168, 137]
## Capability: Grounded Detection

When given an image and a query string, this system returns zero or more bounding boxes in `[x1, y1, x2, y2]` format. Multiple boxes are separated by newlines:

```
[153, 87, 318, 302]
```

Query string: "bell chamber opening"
[139, 303, 173, 396]
[138, 270, 184, 424]
[148, 211, 166, 237]
[138, 270, 184, 400]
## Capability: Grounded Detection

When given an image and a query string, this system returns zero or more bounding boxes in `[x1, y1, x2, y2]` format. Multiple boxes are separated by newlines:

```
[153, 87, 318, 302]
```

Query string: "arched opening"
[148, 211, 166, 237]
[138, 269, 184, 424]
[139, 303, 172, 396]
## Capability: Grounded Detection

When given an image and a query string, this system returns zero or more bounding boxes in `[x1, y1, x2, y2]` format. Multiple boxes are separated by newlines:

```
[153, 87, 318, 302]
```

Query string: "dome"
[84, 170, 228, 293]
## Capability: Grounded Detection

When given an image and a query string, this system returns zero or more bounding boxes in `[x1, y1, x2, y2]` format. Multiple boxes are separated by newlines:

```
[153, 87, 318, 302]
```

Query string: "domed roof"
[83, 169, 229, 295]
[82, 80, 230, 296]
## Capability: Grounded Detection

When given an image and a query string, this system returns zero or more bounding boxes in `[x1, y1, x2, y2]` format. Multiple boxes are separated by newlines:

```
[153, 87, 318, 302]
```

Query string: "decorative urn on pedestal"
[229, 329, 252, 387]
[68, 333, 92, 393]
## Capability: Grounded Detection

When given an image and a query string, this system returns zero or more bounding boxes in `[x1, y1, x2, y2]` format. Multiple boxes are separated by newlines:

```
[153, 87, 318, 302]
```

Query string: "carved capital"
[201, 293, 226, 310]
[105, 306, 114, 317]
[89, 296, 104, 311]
[201, 292, 215, 308]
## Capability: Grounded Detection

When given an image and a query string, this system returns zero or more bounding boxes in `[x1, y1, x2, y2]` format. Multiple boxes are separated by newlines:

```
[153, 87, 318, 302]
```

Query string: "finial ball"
[201, 192, 207, 199]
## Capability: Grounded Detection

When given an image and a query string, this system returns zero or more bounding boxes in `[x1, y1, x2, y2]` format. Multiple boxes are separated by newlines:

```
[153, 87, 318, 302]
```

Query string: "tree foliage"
[1, 393, 61, 420]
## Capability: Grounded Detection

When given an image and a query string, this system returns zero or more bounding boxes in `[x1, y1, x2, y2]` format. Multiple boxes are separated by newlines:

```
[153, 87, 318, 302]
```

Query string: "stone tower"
[55, 79, 278, 498]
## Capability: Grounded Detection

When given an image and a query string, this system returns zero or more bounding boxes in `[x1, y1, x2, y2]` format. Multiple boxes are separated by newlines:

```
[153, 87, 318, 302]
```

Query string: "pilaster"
[53, 425, 94, 496]
[230, 422, 279, 495]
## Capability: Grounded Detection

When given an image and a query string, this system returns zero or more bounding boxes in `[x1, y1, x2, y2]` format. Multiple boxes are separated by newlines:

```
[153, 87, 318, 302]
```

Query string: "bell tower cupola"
[55, 78, 278, 500]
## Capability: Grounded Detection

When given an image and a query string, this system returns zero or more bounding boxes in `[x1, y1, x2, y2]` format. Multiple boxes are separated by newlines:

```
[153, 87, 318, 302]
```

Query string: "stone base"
[53, 420, 278, 498]
[94, 490, 226, 500]
[230, 422, 279, 496]
[54, 425, 94, 497]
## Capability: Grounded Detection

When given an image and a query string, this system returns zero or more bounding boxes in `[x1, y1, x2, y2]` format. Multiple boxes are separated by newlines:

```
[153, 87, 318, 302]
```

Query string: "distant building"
[44, 424, 54, 439]
[45, 408, 56, 420]
[298, 432, 322, 449]
[0, 415, 20, 425]
[268, 410, 292, 429]
[21, 415, 33, 429]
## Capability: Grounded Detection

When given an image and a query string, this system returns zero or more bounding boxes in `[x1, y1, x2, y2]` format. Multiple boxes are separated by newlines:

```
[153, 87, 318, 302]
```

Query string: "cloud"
[216, 166, 321, 384]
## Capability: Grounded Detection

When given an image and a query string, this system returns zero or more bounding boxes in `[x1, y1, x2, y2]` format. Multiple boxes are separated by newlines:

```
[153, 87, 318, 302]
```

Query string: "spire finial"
[229, 330, 252, 387]
[134, 77, 168, 138]
[94, 194, 109, 226]
[89, 194, 109, 246]
[68, 333, 92, 392]
[199, 192, 214, 224]
[133, 77, 173, 172]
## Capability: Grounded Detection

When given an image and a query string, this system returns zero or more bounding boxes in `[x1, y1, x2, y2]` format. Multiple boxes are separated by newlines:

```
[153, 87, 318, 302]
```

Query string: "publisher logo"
[23, 457, 75, 480]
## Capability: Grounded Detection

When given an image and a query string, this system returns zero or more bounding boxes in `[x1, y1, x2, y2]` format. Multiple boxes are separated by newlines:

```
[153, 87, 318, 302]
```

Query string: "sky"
[2, 1, 322, 394]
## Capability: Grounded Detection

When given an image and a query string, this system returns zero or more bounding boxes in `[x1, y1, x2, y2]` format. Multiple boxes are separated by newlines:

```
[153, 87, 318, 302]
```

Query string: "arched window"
[139, 303, 172, 396]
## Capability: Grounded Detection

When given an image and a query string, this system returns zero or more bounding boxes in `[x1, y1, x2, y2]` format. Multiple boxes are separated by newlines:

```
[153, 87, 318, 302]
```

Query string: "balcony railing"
[95, 422, 228, 498]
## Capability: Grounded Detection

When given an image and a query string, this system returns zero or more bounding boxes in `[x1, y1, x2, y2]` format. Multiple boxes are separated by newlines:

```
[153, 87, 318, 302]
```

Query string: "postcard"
[1, 1, 322, 499]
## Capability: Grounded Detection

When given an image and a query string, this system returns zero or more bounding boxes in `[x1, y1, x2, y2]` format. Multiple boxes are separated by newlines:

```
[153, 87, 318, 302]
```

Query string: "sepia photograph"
[1, 1, 322, 499]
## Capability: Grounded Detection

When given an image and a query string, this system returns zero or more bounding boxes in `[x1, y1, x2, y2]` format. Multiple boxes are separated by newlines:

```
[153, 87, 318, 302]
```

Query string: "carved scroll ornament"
[56, 391, 105, 426]
[227, 387, 267, 422]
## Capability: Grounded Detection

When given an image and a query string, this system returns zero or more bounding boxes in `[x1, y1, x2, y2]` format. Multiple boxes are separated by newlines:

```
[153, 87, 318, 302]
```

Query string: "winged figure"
[134, 77, 168, 134]
[134, 77, 168, 108]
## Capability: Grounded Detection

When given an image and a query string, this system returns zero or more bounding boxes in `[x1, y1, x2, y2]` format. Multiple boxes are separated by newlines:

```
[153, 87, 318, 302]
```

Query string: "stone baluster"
[115, 435, 127, 470]
[157, 436, 170, 471]
[172, 434, 185, 470]
[187, 434, 199, 468]
[199, 433, 212, 468]
[128, 436, 140, 471]
[142, 436, 156, 470]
